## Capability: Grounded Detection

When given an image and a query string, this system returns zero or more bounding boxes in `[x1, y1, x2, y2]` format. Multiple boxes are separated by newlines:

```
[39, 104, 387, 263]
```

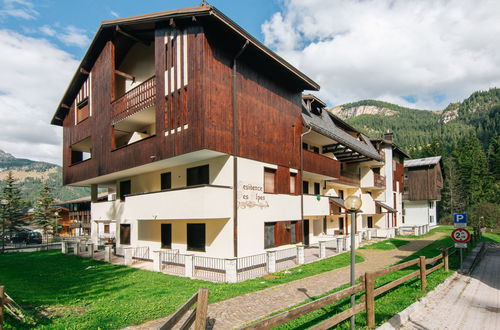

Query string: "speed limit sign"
[451, 228, 470, 243]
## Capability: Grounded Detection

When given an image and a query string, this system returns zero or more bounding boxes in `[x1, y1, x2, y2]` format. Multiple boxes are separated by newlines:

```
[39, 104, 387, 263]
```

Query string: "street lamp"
[1, 199, 9, 254]
[345, 195, 362, 330]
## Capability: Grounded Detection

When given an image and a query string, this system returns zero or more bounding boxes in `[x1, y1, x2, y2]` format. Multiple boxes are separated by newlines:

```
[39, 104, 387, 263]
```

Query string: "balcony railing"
[330, 170, 360, 187]
[112, 75, 156, 122]
[374, 173, 386, 188]
[303, 150, 340, 178]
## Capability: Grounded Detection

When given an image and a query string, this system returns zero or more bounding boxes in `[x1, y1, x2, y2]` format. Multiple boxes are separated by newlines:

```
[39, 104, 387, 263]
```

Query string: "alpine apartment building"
[51, 5, 407, 258]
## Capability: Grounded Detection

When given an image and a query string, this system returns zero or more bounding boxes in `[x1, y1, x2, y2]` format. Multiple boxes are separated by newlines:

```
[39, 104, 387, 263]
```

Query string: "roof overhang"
[375, 201, 397, 213]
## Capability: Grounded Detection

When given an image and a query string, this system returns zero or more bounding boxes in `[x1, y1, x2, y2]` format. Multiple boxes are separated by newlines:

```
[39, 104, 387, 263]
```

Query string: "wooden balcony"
[303, 150, 340, 178]
[330, 170, 360, 187]
[112, 76, 156, 122]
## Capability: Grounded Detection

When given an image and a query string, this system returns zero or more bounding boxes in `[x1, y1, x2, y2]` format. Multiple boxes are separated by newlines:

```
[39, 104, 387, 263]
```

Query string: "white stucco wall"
[404, 200, 438, 226]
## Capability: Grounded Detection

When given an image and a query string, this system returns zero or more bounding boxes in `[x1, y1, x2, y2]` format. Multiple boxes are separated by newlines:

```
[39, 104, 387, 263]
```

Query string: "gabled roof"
[370, 137, 411, 159]
[51, 5, 319, 126]
[302, 99, 383, 162]
[405, 156, 442, 168]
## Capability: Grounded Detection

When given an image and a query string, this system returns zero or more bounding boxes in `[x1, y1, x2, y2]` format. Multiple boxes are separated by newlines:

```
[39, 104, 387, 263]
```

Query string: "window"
[314, 182, 320, 195]
[429, 201, 434, 209]
[119, 180, 131, 201]
[373, 167, 380, 175]
[264, 222, 275, 249]
[76, 77, 90, 123]
[264, 168, 276, 193]
[187, 223, 205, 251]
[323, 217, 327, 234]
[430, 215, 435, 223]
[187, 165, 209, 186]
[311, 146, 320, 154]
[338, 190, 344, 199]
[302, 142, 309, 150]
[303, 180, 309, 194]
[70, 137, 92, 165]
[367, 216, 373, 228]
[161, 172, 172, 190]
[120, 224, 131, 245]
[290, 172, 297, 194]
[161, 223, 172, 249]
[104, 224, 110, 234]
[339, 217, 344, 230]
[291, 221, 297, 244]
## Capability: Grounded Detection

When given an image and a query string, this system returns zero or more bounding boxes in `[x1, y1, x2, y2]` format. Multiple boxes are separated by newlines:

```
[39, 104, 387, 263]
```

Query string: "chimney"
[384, 131, 393, 142]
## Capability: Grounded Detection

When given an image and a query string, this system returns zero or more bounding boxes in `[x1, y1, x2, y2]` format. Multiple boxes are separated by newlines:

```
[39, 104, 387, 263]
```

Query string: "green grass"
[0, 250, 364, 329]
[396, 225, 453, 239]
[360, 238, 410, 250]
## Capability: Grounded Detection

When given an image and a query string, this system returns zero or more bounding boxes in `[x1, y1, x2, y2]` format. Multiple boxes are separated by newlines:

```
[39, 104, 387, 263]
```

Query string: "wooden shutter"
[290, 173, 297, 194]
[264, 168, 276, 193]
[264, 222, 275, 249]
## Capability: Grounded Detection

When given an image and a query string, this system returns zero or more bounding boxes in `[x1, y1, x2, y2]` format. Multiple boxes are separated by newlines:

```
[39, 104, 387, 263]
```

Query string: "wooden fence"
[157, 288, 209, 330]
[243, 250, 451, 329]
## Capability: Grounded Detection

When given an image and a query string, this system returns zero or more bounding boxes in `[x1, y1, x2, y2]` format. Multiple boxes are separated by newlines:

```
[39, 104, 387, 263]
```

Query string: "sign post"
[451, 227, 471, 272]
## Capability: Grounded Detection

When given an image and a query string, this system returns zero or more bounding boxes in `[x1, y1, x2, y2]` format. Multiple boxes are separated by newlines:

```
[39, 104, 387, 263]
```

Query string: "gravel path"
[126, 233, 445, 329]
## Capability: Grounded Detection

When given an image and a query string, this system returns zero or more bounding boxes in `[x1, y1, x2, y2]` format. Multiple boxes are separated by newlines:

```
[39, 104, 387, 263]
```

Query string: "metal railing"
[193, 256, 226, 282]
[237, 253, 267, 281]
[132, 246, 150, 260]
[275, 247, 298, 272]
[159, 249, 185, 275]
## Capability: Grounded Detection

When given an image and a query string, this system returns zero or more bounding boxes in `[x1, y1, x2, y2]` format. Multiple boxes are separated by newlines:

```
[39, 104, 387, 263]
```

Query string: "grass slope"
[359, 238, 410, 250]
[0, 250, 363, 329]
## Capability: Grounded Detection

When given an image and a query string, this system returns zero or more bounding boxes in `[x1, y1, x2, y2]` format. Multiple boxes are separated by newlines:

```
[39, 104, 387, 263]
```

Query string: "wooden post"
[364, 272, 375, 328]
[194, 288, 209, 330]
[0, 285, 4, 329]
[443, 249, 449, 272]
[419, 256, 427, 290]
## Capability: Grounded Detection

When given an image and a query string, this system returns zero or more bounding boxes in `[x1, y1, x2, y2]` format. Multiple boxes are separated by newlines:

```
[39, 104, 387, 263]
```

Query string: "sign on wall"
[237, 181, 269, 209]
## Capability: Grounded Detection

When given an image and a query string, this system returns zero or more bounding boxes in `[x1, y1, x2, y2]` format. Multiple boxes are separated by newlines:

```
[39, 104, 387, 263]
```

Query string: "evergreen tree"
[440, 157, 467, 219]
[453, 135, 492, 208]
[33, 182, 60, 244]
[0, 171, 25, 246]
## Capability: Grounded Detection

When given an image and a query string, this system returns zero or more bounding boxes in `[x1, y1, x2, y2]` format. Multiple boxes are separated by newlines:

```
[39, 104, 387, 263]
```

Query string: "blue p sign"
[453, 213, 467, 228]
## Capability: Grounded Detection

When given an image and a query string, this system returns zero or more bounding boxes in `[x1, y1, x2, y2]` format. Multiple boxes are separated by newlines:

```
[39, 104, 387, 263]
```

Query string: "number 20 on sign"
[452, 228, 470, 243]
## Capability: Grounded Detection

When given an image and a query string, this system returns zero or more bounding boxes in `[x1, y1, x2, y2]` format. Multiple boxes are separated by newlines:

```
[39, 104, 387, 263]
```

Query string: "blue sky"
[1, 0, 500, 164]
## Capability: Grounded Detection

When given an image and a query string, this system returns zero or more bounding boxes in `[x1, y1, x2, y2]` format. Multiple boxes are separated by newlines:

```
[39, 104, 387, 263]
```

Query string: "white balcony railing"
[92, 185, 233, 221]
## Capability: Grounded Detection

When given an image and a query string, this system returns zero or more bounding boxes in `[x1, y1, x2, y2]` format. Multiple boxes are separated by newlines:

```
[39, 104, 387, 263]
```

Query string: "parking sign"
[453, 213, 467, 228]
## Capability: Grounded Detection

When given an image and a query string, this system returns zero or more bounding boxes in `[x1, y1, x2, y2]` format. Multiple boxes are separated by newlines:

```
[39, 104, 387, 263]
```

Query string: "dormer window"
[311, 104, 323, 116]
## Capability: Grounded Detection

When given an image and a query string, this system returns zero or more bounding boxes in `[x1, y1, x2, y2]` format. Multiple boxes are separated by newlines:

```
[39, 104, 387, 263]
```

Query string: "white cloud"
[110, 10, 119, 18]
[0, 29, 79, 164]
[262, 0, 500, 110]
[39, 24, 55, 36]
[56, 25, 90, 48]
[0, 0, 37, 20]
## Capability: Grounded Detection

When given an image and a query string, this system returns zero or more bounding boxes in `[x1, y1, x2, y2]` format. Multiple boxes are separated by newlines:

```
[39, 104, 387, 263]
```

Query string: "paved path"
[402, 244, 500, 330]
[128, 233, 444, 329]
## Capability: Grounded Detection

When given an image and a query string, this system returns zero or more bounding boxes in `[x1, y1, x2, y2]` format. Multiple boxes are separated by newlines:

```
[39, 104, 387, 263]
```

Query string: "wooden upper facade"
[404, 156, 443, 201]
[52, 5, 319, 186]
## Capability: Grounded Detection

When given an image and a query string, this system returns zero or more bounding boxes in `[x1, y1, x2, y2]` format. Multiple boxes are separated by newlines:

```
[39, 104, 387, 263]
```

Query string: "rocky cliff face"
[329, 105, 398, 120]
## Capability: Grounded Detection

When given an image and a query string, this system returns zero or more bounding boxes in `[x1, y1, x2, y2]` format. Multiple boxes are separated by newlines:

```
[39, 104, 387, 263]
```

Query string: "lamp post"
[1, 199, 9, 254]
[345, 195, 362, 330]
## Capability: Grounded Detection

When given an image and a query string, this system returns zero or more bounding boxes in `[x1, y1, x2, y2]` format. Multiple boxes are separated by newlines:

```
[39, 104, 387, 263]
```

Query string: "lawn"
[359, 238, 410, 250]
[0, 249, 364, 329]
[263, 225, 498, 329]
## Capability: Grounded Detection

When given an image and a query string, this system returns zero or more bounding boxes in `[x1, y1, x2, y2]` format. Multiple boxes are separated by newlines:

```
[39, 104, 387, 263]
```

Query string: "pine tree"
[440, 157, 467, 219]
[33, 182, 60, 244]
[0, 171, 25, 251]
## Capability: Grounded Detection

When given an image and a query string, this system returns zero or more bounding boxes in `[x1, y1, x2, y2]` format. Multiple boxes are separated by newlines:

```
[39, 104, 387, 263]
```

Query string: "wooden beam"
[169, 18, 176, 27]
[79, 68, 90, 75]
[61, 104, 71, 109]
[114, 70, 135, 82]
[116, 26, 149, 45]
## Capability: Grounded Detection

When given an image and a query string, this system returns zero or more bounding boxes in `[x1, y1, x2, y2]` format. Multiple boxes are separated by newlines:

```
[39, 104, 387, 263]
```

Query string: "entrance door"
[161, 224, 172, 249]
[303, 220, 309, 246]
[367, 216, 373, 228]
[339, 217, 344, 234]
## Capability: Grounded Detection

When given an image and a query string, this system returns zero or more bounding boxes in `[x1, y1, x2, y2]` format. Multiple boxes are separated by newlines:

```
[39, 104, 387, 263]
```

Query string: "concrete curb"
[377, 243, 485, 330]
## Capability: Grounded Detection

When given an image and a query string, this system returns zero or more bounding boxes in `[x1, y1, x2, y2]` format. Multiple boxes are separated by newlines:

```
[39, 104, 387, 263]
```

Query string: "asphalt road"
[402, 245, 500, 330]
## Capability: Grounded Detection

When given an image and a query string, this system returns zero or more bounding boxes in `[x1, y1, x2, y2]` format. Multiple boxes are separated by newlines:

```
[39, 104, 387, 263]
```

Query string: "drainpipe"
[300, 124, 312, 245]
[232, 39, 249, 258]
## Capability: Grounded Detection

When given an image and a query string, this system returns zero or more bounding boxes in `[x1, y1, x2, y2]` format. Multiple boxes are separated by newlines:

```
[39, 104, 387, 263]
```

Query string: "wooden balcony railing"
[374, 173, 386, 188]
[112, 76, 156, 122]
[303, 150, 340, 178]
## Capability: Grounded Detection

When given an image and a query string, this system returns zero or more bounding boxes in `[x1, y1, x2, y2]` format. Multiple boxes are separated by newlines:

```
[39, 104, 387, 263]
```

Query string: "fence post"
[296, 244, 305, 264]
[153, 251, 161, 272]
[337, 237, 344, 252]
[267, 251, 276, 273]
[194, 288, 209, 330]
[319, 241, 326, 259]
[79, 240, 87, 253]
[364, 272, 375, 328]
[419, 256, 427, 290]
[413, 226, 418, 236]
[124, 248, 133, 266]
[104, 245, 112, 262]
[0, 285, 4, 329]
[443, 249, 449, 272]
[185, 254, 194, 278]
[87, 243, 94, 258]
[366, 230, 371, 241]
[225, 258, 237, 283]
[345, 236, 351, 251]
[61, 241, 68, 254]
[74, 242, 80, 256]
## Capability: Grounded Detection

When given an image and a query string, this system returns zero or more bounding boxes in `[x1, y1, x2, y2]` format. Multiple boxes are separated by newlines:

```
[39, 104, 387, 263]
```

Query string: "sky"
[0, 0, 499, 165]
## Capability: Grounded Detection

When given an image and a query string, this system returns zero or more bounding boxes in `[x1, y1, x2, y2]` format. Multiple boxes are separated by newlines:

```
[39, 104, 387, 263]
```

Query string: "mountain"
[329, 88, 500, 154]
[0, 151, 90, 206]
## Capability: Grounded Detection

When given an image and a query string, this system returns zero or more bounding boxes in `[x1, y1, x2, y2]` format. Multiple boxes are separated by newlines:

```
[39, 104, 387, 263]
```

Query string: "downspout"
[232, 39, 249, 258]
[300, 124, 312, 245]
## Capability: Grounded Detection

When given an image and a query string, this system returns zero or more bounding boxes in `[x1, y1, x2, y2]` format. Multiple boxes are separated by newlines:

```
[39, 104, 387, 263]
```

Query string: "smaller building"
[403, 156, 443, 226]
[57, 194, 108, 237]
